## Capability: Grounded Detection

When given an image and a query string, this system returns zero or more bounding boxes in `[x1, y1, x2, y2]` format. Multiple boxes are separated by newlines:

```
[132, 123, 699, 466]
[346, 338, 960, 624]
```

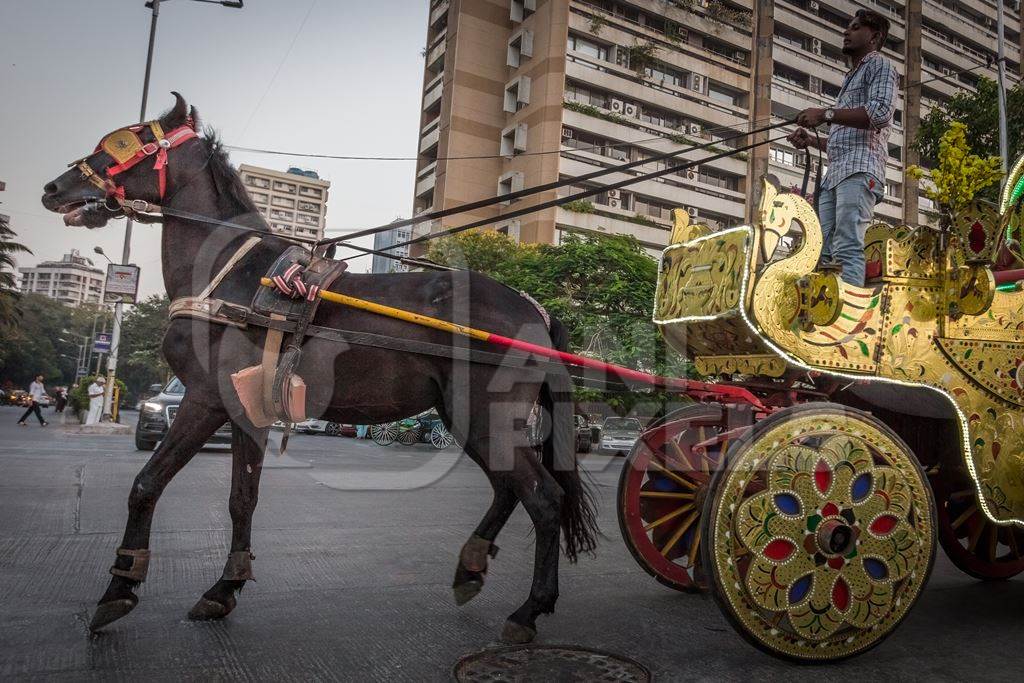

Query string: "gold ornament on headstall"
[100, 129, 145, 164]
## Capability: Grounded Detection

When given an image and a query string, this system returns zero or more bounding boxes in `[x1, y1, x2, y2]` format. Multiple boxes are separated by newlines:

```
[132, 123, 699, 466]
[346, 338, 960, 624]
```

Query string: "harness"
[75, 119, 198, 218]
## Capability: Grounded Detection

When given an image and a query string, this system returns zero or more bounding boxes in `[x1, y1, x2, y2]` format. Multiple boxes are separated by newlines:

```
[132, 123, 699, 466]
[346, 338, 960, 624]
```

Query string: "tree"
[915, 78, 1024, 202]
[117, 294, 171, 401]
[427, 230, 691, 413]
[0, 212, 31, 330]
[0, 293, 100, 388]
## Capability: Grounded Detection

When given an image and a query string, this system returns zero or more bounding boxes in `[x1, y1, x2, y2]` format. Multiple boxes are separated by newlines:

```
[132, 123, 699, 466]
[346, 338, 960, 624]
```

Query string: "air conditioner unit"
[808, 0, 819, 11]
[607, 189, 619, 199]
[811, 38, 822, 54]
[623, 102, 639, 118]
[687, 207, 699, 218]
[689, 123, 702, 135]
[686, 169, 697, 180]
[691, 74, 704, 93]
[607, 197, 620, 209]
[610, 98, 625, 114]
[561, 126, 573, 139]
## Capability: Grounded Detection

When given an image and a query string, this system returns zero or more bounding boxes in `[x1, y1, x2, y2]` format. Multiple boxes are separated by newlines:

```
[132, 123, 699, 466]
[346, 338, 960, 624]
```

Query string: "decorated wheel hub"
[705, 408, 935, 661]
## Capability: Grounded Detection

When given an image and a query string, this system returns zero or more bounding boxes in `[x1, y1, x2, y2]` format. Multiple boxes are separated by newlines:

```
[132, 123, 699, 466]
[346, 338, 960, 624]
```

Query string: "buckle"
[141, 142, 159, 155]
[128, 199, 150, 213]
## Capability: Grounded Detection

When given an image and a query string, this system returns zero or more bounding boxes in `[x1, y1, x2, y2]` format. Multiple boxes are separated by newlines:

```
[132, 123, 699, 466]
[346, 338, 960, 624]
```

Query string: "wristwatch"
[824, 108, 835, 123]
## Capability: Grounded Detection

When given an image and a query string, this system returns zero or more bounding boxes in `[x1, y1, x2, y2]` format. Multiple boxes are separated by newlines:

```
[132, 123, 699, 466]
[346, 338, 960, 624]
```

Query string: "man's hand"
[796, 108, 827, 128]
[787, 128, 812, 150]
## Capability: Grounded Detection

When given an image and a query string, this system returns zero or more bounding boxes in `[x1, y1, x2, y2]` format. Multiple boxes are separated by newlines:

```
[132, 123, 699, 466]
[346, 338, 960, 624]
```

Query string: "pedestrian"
[54, 387, 68, 414]
[86, 376, 106, 425]
[787, 9, 897, 287]
[17, 374, 49, 427]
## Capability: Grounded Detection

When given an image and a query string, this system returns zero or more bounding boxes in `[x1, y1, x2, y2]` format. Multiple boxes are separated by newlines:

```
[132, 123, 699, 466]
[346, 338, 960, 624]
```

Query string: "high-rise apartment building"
[239, 164, 330, 247]
[19, 250, 105, 307]
[371, 224, 413, 273]
[412, 0, 1022, 255]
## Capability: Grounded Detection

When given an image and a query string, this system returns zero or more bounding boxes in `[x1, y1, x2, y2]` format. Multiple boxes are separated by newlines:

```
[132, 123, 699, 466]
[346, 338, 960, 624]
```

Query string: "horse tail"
[539, 316, 599, 562]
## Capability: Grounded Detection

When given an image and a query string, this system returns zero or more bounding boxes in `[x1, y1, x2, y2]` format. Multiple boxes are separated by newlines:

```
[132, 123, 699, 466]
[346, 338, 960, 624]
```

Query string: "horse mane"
[200, 129, 265, 226]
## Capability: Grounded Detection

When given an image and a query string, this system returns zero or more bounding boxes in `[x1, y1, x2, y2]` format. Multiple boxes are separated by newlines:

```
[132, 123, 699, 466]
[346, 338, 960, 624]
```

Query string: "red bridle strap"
[102, 124, 198, 200]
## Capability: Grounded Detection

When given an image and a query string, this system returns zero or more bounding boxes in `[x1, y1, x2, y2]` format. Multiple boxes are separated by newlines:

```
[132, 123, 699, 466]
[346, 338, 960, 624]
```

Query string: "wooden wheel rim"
[431, 424, 455, 449]
[371, 422, 397, 446]
[704, 405, 936, 662]
[618, 406, 725, 591]
[932, 474, 1024, 580]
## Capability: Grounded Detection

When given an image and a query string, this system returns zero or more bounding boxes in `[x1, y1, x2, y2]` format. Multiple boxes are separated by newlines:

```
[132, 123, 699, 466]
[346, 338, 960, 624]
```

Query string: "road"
[0, 405, 1021, 681]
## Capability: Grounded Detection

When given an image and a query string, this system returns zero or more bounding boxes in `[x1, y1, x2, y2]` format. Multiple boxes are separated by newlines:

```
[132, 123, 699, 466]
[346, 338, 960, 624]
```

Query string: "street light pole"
[996, 0, 1009, 181]
[102, 0, 243, 419]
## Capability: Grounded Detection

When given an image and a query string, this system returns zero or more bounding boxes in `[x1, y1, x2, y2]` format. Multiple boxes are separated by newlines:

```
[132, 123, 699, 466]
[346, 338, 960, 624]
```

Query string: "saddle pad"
[252, 245, 348, 321]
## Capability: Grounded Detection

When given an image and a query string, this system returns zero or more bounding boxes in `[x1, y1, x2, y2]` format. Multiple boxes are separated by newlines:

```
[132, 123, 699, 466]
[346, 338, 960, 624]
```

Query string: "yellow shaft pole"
[259, 277, 490, 341]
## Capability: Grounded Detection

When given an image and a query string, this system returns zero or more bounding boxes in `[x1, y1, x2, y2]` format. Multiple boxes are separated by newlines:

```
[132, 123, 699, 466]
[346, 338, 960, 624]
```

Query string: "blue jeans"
[818, 172, 884, 286]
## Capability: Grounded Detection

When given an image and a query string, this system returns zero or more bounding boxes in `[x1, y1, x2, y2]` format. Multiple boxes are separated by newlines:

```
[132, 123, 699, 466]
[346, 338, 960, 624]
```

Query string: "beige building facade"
[18, 250, 105, 307]
[413, 0, 1022, 254]
[239, 164, 330, 247]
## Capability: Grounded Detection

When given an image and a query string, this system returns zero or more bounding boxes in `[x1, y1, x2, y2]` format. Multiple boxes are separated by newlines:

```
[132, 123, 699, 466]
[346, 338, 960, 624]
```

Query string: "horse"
[41, 93, 597, 644]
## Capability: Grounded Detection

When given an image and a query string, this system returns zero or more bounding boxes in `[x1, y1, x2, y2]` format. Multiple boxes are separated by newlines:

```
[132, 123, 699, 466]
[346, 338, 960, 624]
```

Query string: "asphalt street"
[1, 404, 1022, 681]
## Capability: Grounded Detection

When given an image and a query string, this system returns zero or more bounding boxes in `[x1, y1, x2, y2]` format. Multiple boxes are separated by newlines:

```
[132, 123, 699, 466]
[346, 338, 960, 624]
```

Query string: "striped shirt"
[822, 51, 899, 191]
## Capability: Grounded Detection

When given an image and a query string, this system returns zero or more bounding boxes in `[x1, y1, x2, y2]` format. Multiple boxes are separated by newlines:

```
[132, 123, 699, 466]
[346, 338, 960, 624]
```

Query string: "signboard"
[94, 333, 111, 354]
[76, 367, 88, 378]
[103, 264, 141, 304]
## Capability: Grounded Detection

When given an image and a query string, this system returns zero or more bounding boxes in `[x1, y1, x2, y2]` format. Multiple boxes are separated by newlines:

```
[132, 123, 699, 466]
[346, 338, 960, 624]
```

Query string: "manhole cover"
[453, 645, 650, 683]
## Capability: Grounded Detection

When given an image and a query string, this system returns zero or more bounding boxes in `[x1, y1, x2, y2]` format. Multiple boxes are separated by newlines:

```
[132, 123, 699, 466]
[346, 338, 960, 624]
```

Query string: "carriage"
[616, 153, 1024, 661]
[370, 411, 456, 449]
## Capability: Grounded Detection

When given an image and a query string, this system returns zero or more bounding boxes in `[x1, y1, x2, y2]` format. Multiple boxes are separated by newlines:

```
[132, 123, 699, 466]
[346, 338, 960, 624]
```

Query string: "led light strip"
[654, 225, 1024, 529]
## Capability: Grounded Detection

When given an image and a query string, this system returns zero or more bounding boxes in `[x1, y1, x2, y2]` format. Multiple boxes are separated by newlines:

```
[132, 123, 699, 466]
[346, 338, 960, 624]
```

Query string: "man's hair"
[856, 9, 891, 50]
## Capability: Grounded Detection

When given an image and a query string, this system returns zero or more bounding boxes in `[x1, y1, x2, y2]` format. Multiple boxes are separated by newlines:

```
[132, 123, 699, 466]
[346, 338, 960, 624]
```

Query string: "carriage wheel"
[617, 404, 730, 592]
[702, 403, 936, 662]
[430, 423, 455, 450]
[931, 472, 1024, 580]
[370, 422, 398, 446]
[398, 427, 421, 446]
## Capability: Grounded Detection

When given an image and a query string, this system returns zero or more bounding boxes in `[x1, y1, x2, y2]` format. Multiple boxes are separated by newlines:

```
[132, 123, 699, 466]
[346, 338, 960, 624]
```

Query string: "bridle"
[72, 119, 198, 219]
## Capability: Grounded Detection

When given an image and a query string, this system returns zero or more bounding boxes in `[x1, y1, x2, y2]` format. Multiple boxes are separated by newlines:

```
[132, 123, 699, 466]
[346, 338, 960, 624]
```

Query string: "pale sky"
[0, 0, 428, 297]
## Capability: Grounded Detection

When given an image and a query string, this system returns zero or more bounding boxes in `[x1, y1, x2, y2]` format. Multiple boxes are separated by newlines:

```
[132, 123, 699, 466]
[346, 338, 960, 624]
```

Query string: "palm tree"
[0, 212, 32, 327]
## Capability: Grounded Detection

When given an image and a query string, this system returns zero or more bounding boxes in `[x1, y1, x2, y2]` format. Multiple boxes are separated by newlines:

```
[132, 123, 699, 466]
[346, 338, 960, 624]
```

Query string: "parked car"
[574, 414, 592, 453]
[135, 377, 232, 451]
[273, 419, 355, 436]
[596, 417, 643, 456]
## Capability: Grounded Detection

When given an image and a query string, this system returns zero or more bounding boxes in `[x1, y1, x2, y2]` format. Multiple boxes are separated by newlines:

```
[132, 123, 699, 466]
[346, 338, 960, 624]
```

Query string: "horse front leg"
[90, 396, 228, 631]
[188, 421, 267, 620]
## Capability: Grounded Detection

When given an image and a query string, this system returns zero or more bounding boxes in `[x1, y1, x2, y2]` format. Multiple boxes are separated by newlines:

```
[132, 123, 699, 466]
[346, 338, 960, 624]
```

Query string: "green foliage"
[563, 100, 625, 125]
[704, 1, 752, 29]
[427, 230, 692, 412]
[626, 214, 659, 227]
[562, 200, 596, 214]
[69, 374, 126, 413]
[117, 294, 171, 402]
[589, 13, 608, 35]
[0, 293, 100, 388]
[0, 213, 31, 330]
[626, 41, 660, 76]
[915, 78, 1024, 202]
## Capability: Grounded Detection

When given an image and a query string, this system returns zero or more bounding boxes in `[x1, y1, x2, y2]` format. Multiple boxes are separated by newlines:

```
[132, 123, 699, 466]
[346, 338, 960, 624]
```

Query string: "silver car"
[597, 417, 643, 456]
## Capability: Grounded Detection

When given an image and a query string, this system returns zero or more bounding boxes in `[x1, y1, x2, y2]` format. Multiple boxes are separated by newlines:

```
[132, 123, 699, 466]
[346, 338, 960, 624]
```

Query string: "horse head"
[41, 92, 200, 228]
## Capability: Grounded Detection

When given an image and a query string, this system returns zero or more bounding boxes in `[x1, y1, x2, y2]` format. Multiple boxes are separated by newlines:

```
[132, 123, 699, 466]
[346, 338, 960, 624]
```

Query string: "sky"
[0, 0, 428, 297]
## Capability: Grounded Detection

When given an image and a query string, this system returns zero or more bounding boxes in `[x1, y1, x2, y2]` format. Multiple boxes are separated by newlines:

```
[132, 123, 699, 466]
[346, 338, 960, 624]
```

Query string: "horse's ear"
[159, 92, 188, 129]
[188, 105, 200, 130]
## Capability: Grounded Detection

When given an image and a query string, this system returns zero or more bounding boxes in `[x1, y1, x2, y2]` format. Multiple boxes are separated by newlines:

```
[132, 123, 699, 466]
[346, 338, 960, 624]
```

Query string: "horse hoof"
[90, 598, 137, 632]
[453, 580, 483, 606]
[501, 620, 537, 644]
[187, 596, 235, 621]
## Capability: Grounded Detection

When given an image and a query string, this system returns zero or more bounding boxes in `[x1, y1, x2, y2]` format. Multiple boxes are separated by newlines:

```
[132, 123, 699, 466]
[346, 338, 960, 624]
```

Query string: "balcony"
[426, 35, 446, 73]
[423, 81, 443, 112]
[415, 171, 436, 199]
[556, 206, 671, 251]
[429, 0, 449, 29]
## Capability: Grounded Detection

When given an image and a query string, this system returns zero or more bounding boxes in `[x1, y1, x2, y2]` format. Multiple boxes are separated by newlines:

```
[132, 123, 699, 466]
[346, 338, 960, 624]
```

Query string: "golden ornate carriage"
[617, 154, 1024, 661]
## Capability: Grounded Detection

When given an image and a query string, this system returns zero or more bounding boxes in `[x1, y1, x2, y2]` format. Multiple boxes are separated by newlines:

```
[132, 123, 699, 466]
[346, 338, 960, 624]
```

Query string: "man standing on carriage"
[787, 9, 898, 287]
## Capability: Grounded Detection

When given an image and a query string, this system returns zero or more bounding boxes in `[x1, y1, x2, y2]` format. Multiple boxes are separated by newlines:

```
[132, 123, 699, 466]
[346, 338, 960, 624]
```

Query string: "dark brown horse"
[41, 94, 597, 644]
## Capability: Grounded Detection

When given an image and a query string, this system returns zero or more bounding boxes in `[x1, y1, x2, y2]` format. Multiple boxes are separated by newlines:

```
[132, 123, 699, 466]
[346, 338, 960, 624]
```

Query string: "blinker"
[100, 129, 144, 164]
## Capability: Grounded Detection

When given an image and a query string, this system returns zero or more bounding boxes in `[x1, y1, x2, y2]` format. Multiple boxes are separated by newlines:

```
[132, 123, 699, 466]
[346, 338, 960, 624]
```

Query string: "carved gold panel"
[694, 354, 787, 378]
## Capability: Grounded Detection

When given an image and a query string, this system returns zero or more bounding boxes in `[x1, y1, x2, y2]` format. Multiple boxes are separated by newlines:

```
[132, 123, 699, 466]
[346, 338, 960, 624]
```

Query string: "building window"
[500, 123, 528, 156]
[250, 191, 268, 204]
[770, 147, 796, 167]
[510, 0, 535, 23]
[298, 200, 319, 213]
[645, 62, 686, 87]
[496, 220, 521, 242]
[245, 175, 270, 189]
[497, 171, 525, 205]
[271, 196, 296, 208]
[567, 33, 608, 61]
[273, 180, 297, 194]
[270, 209, 294, 221]
[504, 76, 532, 113]
[299, 186, 322, 198]
[507, 29, 534, 67]
[564, 80, 609, 108]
